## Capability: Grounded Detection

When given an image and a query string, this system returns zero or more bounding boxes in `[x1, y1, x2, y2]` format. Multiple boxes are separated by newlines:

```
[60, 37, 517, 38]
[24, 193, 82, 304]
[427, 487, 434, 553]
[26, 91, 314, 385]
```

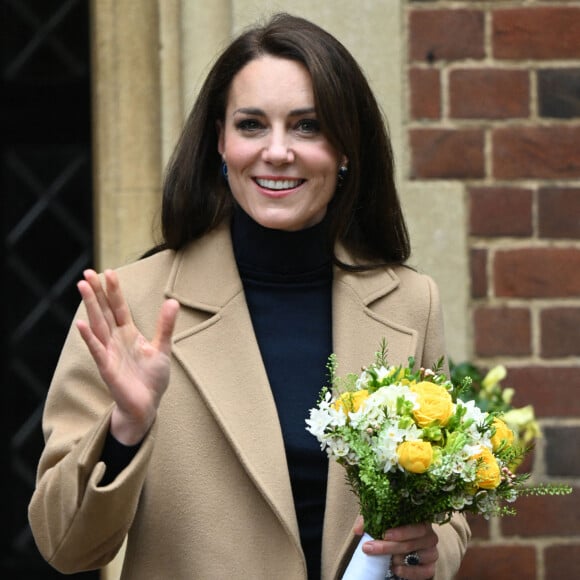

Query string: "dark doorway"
[1, 0, 97, 578]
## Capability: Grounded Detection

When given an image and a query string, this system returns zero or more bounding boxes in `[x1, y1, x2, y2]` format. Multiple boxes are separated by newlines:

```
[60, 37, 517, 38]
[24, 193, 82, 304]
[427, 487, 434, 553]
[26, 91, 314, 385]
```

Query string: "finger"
[383, 522, 433, 543]
[391, 562, 437, 580]
[391, 548, 438, 580]
[77, 278, 111, 345]
[105, 270, 133, 327]
[352, 515, 364, 535]
[365, 526, 437, 558]
[152, 299, 180, 355]
[392, 546, 438, 568]
[83, 269, 117, 329]
[76, 319, 109, 369]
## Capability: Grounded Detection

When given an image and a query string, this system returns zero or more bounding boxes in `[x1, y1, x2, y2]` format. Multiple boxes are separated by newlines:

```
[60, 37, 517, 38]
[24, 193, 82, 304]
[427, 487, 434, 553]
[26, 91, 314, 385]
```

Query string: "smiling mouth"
[254, 177, 305, 191]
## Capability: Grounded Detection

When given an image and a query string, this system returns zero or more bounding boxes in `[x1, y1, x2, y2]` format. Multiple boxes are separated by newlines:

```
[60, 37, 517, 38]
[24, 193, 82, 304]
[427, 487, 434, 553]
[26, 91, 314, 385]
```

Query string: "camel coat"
[29, 223, 470, 579]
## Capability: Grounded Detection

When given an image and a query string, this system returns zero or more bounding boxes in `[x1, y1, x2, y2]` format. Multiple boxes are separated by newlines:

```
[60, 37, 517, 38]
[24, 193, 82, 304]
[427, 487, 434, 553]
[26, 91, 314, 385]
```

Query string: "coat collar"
[166, 222, 402, 310]
[165, 223, 417, 578]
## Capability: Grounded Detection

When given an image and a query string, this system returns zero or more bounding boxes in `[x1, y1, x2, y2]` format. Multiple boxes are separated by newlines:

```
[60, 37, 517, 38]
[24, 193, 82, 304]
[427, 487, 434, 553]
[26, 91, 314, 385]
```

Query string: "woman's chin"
[245, 206, 325, 232]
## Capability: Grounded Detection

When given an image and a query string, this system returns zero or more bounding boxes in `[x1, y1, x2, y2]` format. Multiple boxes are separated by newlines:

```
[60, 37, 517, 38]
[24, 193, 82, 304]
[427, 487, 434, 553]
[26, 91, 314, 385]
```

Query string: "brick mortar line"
[468, 179, 580, 187]
[410, 62, 580, 70]
[470, 298, 580, 309]
[470, 355, 580, 368]
[469, 238, 580, 248]
[467, 536, 580, 548]
[532, 187, 539, 238]
[406, 1, 580, 10]
[468, 355, 580, 364]
[411, 178, 580, 188]
[484, 8, 492, 62]
[484, 126, 492, 180]
[408, 119, 580, 129]
[409, 61, 580, 70]
[530, 68, 539, 122]
[536, 429, 573, 482]
[441, 64, 450, 120]
[541, 417, 580, 427]
[531, 306, 541, 358]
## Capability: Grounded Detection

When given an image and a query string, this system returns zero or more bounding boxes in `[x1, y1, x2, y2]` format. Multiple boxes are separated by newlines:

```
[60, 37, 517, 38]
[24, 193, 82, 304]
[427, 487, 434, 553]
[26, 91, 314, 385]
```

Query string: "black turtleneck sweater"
[231, 206, 332, 579]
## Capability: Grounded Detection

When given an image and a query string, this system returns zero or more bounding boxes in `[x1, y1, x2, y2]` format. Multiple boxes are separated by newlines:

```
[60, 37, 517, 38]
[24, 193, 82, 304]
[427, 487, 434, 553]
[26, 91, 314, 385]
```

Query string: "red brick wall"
[407, 2, 580, 579]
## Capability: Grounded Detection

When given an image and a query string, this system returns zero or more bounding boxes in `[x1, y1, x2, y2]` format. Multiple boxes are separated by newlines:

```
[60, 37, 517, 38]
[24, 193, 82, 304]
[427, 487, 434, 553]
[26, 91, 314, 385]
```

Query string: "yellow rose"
[397, 440, 433, 473]
[333, 390, 369, 414]
[491, 418, 515, 451]
[410, 381, 453, 427]
[472, 447, 501, 489]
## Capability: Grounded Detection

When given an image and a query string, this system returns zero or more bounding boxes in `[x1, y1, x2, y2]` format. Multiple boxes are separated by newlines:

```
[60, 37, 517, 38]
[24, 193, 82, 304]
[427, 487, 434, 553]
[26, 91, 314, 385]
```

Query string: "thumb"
[152, 299, 180, 355]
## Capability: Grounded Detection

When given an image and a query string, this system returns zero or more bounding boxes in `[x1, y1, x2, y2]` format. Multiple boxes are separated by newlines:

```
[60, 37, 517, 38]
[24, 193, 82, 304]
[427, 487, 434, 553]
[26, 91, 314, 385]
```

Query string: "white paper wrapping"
[341, 533, 393, 580]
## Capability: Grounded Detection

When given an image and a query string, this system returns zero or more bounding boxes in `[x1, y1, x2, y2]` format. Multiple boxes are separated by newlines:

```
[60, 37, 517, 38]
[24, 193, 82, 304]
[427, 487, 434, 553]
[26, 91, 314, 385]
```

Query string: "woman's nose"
[262, 130, 295, 164]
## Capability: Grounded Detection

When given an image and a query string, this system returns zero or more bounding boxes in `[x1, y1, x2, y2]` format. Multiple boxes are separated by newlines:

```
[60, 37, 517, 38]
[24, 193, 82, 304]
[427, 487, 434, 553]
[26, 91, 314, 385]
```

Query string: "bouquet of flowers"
[306, 342, 571, 580]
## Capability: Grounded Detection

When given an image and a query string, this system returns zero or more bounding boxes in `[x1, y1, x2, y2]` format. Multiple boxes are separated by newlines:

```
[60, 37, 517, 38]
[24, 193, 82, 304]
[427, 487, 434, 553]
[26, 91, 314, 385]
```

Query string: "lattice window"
[1, 1, 96, 577]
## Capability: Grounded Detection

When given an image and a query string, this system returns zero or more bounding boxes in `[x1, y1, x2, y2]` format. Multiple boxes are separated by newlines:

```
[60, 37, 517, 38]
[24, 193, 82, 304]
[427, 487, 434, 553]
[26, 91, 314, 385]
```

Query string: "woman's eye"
[296, 118, 321, 134]
[236, 119, 263, 132]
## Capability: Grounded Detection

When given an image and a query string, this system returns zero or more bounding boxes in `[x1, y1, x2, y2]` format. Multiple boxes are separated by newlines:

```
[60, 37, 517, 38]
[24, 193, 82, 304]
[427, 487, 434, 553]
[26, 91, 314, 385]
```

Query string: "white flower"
[461, 443, 483, 461]
[458, 399, 487, 425]
[348, 406, 373, 430]
[367, 384, 417, 417]
[328, 406, 347, 428]
[326, 436, 351, 459]
[372, 420, 420, 472]
[305, 407, 333, 440]
[375, 365, 394, 382]
[355, 370, 371, 390]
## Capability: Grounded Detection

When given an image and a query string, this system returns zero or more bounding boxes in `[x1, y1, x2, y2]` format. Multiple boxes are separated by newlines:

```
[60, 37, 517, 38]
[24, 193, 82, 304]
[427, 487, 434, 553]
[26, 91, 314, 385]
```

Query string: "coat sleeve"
[434, 513, 471, 579]
[27, 304, 156, 574]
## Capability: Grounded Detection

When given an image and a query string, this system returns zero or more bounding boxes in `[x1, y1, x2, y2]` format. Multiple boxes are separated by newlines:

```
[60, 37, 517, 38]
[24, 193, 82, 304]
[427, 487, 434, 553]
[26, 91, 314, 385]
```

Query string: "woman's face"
[218, 55, 345, 231]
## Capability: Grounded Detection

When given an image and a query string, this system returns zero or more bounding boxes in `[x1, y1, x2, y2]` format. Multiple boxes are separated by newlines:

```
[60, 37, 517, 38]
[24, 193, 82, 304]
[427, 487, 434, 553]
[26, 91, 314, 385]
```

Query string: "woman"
[29, 13, 469, 580]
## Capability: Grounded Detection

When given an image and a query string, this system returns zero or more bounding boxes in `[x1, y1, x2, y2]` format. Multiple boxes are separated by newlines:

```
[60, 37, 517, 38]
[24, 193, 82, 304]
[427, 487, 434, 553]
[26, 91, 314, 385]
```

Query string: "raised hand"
[76, 269, 180, 445]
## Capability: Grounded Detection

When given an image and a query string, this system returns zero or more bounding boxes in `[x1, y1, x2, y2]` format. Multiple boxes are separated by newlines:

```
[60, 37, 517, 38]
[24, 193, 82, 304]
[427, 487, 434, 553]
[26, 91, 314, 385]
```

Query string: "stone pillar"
[92, 0, 229, 574]
[90, 0, 163, 270]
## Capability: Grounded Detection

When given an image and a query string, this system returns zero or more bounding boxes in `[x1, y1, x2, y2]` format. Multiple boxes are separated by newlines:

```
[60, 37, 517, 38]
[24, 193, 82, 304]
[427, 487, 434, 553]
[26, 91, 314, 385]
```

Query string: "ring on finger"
[403, 551, 421, 566]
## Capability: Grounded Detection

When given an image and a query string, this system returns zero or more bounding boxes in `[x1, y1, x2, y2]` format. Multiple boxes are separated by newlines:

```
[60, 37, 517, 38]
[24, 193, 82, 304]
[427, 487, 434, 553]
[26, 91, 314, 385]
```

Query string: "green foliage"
[450, 361, 510, 413]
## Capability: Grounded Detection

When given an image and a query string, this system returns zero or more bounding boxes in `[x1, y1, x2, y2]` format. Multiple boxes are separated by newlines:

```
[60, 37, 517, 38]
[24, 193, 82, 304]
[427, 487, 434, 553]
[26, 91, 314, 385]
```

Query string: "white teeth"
[255, 178, 302, 190]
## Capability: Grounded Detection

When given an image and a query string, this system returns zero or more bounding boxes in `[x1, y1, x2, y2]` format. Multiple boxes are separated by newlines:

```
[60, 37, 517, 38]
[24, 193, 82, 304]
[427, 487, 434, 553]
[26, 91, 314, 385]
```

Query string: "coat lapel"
[322, 260, 420, 579]
[166, 224, 300, 545]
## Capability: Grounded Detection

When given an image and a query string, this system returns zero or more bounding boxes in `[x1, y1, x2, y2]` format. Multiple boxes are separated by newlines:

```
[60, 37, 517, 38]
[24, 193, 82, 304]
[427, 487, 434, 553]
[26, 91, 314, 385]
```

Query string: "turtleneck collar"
[231, 204, 332, 282]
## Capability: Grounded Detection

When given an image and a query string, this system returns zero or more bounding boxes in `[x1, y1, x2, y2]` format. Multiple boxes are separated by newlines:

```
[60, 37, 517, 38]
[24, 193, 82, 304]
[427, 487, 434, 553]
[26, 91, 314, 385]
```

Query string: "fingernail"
[362, 542, 376, 554]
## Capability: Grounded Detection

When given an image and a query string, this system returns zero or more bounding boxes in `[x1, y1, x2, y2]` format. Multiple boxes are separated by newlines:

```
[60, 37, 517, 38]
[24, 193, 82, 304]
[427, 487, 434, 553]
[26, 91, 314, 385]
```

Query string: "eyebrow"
[233, 107, 317, 117]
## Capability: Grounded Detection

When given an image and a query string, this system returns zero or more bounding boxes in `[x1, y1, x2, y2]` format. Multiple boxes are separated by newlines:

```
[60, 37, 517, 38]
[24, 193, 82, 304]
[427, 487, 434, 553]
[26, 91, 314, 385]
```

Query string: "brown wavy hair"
[157, 13, 410, 268]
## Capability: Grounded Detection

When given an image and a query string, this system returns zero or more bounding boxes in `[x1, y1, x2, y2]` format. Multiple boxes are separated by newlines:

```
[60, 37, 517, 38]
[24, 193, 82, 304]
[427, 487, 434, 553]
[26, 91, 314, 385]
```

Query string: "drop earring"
[337, 164, 348, 187]
[221, 160, 228, 180]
